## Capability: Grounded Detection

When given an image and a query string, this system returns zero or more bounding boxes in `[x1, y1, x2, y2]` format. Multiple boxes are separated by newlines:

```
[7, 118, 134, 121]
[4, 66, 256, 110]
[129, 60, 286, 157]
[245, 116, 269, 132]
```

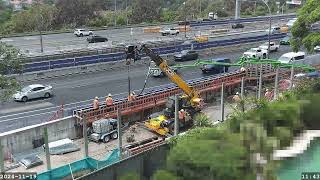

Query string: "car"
[87, 35, 108, 43]
[314, 45, 320, 52]
[201, 58, 231, 74]
[73, 29, 93, 37]
[286, 18, 297, 28]
[259, 42, 280, 52]
[266, 26, 281, 34]
[13, 84, 53, 102]
[278, 52, 305, 64]
[174, 50, 198, 61]
[178, 21, 190, 26]
[231, 23, 244, 29]
[160, 28, 179, 36]
[243, 48, 268, 59]
[280, 36, 290, 45]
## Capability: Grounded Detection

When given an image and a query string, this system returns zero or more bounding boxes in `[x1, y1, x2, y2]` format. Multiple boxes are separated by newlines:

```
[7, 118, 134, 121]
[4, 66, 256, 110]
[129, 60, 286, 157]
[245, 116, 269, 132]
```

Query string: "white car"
[278, 52, 305, 64]
[160, 28, 179, 36]
[243, 48, 268, 59]
[259, 42, 280, 52]
[13, 84, 53, 102]
[73, 29, 93, 37]
[266, 26, 281, 34]
[314, 45, 320, 52]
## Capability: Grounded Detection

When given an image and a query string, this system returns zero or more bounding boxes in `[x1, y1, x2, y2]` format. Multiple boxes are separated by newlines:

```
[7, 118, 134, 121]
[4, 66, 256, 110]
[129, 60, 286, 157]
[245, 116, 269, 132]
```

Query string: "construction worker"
[179, 109, 186, 121]
[240, 67, 246, 72]
[105, 93, 113, 106]
[265, 89, 273, 101]
[232, 92, 241, 103]
[128, 91, 136, 101]
[93, 97, 99, 110]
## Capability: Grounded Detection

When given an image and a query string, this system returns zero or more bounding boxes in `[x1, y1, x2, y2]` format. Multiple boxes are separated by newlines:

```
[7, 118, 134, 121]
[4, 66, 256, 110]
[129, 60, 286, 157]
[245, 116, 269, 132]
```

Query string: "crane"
[127, 45, 203, 136]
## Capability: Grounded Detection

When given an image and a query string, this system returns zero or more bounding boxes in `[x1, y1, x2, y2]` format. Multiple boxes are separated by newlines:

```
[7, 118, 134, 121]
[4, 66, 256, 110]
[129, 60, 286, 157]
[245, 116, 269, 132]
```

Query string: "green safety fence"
[32, 148, 119, 180]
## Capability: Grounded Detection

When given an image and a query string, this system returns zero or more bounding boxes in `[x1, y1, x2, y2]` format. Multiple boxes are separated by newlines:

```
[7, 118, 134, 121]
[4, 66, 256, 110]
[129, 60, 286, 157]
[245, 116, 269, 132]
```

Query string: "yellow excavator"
[135, 45, 203, 136]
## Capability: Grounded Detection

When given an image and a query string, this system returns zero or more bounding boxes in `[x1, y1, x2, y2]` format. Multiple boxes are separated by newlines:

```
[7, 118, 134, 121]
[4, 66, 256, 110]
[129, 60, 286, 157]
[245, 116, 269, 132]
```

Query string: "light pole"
[262, 0, 271, 59]
[114, 0, 117, 26]
[183, 2, 187, 38]
[125, 0, 128, 25]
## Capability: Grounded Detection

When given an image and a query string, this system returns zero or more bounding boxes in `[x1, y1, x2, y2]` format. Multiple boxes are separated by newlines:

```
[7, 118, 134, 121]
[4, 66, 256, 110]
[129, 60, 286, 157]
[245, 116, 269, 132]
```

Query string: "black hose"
[137, 60, 152, 96]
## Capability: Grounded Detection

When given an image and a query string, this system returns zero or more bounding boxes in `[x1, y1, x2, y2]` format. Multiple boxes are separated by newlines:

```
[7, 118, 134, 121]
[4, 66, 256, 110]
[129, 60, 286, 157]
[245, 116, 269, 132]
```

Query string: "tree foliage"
[131, 0, 162, 23]
[0, 43, 21, 102]
[291, 0, 320, 52]
[152, 170, 180, 180]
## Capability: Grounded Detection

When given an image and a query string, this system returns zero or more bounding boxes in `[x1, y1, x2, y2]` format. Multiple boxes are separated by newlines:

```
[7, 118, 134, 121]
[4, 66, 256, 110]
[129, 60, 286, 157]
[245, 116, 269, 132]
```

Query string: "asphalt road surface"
[0, 43, 293, 133]
[0, 18, 289, 56]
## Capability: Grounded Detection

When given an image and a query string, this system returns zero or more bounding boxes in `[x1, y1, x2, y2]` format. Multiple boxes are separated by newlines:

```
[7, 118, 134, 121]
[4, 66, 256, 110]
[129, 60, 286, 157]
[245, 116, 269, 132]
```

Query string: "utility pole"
[199, 0, 202, 18]
[289, 66, 294, 89]
[174, 95, 179, 136]
[184, 2, 187, 39]
[220, 82, 225, 122]
[0, 138, 4, 173]
[82, 116, 89, 157]
[114, 0, 117, 26]
[274, 66, 279, 100]
[262, 0, 272, 58]
[258, 64, 263, 99]
[241, 77, 245, 99]
[44, 127, 51, 170]
[126, 0, 129, 25]
[235, 0, 241, 19]
[117, 109, 122, 159]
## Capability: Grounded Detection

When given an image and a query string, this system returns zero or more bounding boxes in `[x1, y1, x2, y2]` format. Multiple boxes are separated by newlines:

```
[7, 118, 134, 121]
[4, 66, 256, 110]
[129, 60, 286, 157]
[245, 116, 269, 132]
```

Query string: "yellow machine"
[138, 45, 203, 136]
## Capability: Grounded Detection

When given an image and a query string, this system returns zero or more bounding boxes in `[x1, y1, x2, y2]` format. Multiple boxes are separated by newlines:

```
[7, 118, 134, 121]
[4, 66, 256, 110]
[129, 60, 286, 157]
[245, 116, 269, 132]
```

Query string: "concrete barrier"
[0, 116, 77, 157]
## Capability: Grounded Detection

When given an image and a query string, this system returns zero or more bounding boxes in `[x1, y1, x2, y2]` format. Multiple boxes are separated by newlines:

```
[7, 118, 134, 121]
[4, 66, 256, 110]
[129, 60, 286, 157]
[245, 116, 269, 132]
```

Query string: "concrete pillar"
[117, 109, 122, 159]
[220, 82, 225, 122]
[174, 95, 179, 136]
[274, 67, 279, 100]
[241, 77, 245, 99]
[289, 66, 294, 89]
[82, 116, 89, 157]
[235, 0, 241, 19]
[0, 138, 4, 172]
[258, 64, 263, 99]
[44, 127, 51, 170]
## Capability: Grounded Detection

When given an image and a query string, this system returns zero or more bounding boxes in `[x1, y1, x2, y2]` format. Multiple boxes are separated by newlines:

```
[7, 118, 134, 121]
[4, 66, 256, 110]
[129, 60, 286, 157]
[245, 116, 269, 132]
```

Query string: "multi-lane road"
[0, 18, 289, 56]
[0, 43, 292, 132]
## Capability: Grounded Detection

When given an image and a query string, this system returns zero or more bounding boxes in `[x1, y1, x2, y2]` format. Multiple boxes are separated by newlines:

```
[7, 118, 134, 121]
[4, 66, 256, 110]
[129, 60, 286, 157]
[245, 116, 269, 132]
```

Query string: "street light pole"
[262, 0, 272, 59]
[114, 0, 117, 27]
[184, 2, 187, 38]
[125, 0, 128, 25]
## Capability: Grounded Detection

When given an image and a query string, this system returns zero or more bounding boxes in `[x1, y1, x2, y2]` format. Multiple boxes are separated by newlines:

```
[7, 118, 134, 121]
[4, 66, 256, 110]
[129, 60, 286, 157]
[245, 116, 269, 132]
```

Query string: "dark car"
[280, 36, 290, 45]
[87, 35, 108, 43]
[201, 58, 231, 74]
[231, 23, 244, 29]
[178, 21, 190, 26]
[174, 50, 198, 61]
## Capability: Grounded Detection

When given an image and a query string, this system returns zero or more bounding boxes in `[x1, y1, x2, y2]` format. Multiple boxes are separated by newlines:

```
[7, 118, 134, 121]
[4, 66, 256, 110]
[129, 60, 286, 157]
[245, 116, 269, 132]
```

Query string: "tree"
[54, 0, 103, 27]
[0, 43, 21, 102]
[193, 113, 211, 127]
[291, 0, 320, 52]
[166, 128, 255, 180]
[152, 170, 180, 180]
[131, 0, 161, 23]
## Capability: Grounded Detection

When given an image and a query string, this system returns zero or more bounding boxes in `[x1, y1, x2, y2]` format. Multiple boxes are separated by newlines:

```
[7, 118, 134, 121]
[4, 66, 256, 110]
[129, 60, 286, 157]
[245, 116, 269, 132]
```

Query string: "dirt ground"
[7, 125, 158, 174]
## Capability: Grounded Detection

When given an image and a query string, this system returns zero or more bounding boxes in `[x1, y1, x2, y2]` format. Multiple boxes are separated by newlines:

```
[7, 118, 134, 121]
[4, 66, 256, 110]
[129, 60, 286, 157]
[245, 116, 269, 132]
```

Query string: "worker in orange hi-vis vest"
[264, 89, 273, 101]
[105, 93, 113, 106]
[179, 109, 186, 121]
[240, 67, 246, 73]
[232, 92, 241, 103]
[93, 96, 100, 110]
[128, 91, 136, 101]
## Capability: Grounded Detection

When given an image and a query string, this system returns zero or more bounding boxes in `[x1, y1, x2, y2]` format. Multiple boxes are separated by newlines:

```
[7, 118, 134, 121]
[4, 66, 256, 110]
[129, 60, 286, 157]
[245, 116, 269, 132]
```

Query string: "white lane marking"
[0, 39, 13, 42]
[0, 102, 54, 114]
[23, 37, 38, 40]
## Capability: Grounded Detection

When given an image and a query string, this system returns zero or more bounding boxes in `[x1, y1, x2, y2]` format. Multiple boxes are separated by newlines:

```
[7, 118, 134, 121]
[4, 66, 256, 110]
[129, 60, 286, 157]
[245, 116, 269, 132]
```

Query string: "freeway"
[1, 18, 290, 56]
[0, 43, 292, 133]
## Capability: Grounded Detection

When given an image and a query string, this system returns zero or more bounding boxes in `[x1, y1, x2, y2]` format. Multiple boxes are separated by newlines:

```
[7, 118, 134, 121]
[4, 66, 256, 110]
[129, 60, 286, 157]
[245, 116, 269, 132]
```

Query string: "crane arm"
[140, 45, 200, 105]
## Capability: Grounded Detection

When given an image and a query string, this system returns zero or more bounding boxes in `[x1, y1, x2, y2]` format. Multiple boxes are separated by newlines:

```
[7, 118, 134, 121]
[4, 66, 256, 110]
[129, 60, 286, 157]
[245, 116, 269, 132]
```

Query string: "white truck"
[259, 42, 280, 52]
[243, 48, 268, 59]
[160, 28, 179, 36]
[74, 29, 93, 37]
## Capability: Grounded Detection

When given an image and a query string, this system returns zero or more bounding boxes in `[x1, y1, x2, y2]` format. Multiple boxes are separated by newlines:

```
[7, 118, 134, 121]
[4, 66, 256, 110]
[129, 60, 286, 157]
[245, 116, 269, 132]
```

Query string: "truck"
[259, 42, 280, 52]
[88, 118, 118, 143]
[243, 48, 268, 59]
[208, 12, 218, 20]
[148, 55, 177, 77]
[160, 28, 179, 36]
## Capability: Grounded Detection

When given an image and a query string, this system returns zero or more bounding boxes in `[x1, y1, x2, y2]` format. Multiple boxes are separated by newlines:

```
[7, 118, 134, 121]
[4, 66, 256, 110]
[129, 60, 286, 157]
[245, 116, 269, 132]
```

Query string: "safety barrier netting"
[31, 149, 119, 180]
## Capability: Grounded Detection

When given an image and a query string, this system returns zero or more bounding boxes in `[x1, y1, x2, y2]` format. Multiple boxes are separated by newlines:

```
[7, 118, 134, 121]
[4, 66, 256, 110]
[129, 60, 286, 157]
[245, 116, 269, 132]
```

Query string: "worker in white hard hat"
[240, 67, 246, 73]
[233, 92, 241, 103]
[105, 93, 113, 106]
[179, 109, 186, 121]
[93, 96, 99, 110]
[265, 88, 273, 101]
[128, 91, 137, 101]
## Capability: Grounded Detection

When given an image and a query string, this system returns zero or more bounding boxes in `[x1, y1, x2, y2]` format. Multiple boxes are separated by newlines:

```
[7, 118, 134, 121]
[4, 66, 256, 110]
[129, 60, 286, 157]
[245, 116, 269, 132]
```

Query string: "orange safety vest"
[179, 111, 185, 120]
[265, 91, 272, 100]
[128, 95, 136, 101]
[93, 99, 99, 109]
[233, 95, 241, 102]
[106, 97, 113, 106]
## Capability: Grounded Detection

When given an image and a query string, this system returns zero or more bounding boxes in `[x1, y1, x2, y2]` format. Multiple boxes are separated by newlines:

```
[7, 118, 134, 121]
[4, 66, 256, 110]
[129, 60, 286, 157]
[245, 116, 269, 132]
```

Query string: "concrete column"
[258, 64, 263, 99]
[241, 77, 245, 99]
[289, 66, 294, 89]
[235, 0, 241, 19]
[0, 138, 4, 172]
[174, 95, 179, 136]
[44, 127, 51, 170]
[274, 67, 279, 100]
[82, 116, 89, 157]
[117, 109, 122, 159]
[220, 82, 225, 122]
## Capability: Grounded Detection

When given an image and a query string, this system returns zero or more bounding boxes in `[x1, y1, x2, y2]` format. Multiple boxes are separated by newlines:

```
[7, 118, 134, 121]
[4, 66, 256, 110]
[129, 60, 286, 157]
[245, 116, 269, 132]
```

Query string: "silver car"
[13, 84, 53, 102]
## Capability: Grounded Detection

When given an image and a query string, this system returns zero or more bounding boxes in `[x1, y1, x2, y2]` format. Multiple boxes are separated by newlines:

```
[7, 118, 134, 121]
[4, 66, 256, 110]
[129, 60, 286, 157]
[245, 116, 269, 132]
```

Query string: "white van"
[278, 52, 305, 64]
